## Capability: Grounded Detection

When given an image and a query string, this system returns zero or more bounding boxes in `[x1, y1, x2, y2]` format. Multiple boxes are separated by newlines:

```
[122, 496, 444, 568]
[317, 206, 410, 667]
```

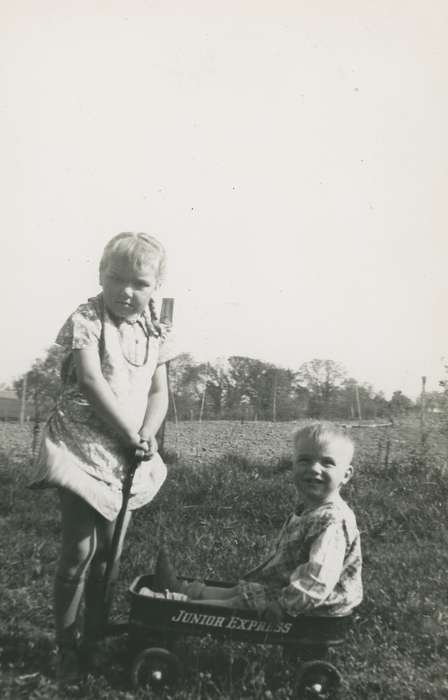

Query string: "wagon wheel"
[131, 647, 182, 691]
[295, 660, 342, 700]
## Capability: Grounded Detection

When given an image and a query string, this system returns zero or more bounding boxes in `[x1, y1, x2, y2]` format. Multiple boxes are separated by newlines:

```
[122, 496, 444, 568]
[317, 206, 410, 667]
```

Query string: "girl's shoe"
[79, 640, 108, 672]
[56, 646, 83, 687]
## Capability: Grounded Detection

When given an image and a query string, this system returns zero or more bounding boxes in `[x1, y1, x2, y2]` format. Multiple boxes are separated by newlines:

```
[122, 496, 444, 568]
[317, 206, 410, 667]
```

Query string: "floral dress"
[31, 293, 175, 521]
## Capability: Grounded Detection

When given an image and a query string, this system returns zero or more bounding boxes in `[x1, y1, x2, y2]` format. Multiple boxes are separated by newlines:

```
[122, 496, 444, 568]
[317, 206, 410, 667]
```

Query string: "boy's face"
[100, 256, 158, 321]
[293, 435, 353, 506]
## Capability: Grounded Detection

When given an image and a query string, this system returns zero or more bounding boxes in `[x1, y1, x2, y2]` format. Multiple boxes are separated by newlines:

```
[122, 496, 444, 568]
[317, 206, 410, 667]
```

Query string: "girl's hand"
[136, 434, 158, 461]
[124, 431, 146, 463]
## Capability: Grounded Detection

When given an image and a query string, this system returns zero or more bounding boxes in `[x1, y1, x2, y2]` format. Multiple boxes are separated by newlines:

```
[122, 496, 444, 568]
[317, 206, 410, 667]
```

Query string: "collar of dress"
[90, 293, 157, 337]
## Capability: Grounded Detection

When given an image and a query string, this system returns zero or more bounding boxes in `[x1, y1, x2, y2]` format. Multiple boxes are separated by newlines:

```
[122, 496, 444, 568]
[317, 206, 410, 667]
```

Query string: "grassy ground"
[1, 418, 448, 699]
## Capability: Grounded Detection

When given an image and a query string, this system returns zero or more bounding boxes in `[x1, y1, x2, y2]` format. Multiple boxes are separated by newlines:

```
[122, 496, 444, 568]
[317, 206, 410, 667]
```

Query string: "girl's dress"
[31, 293, 175, 521]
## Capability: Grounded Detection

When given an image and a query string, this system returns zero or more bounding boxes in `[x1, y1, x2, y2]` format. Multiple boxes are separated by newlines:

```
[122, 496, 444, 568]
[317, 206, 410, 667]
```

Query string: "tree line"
[13, 344, 438, 424]
[166, 353, 415, 421]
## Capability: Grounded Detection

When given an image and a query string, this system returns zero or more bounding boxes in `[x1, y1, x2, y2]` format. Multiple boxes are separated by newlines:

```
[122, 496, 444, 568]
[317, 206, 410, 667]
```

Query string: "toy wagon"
[102, 460, 353, 699]
[124, 573, 352, 699]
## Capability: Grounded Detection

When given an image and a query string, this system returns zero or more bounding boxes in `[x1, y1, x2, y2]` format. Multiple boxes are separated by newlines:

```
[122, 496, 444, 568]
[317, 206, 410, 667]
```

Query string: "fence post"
[272, 369, 277, 422]
[32, 418, 40, 457]
[19, 372, 28, 425]
[157, 298, 174, 459]
[199, 377, 207, 424]
[354, 382, 362, 421]
[420, 375, 427, 446]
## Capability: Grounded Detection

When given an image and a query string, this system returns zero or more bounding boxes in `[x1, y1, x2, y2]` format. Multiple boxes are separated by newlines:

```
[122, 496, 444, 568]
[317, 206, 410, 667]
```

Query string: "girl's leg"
[55, 489, 97, 650]
[83, 508, 132, 645]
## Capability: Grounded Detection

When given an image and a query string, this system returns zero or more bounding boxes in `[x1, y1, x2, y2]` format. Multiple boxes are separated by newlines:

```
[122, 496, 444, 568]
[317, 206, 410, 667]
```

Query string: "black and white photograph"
[1, 2, 447, 698]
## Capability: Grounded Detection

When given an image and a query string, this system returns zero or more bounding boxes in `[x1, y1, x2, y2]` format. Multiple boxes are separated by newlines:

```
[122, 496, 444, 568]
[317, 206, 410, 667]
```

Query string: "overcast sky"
[1, 1, 447, 398]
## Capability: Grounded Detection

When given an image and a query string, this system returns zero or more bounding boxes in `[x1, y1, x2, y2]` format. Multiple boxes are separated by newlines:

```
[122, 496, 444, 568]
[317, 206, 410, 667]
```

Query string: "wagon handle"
[102, 456, 140, 633]
[101, 297, 174, 634]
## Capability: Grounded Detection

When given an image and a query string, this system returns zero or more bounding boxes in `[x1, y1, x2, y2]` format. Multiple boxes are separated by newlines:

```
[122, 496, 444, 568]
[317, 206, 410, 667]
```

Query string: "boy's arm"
[277, 523, 346, 617]
[243, 513, 295, 580]
[138, 363, 169, 456]
[74, 346, 141, 449]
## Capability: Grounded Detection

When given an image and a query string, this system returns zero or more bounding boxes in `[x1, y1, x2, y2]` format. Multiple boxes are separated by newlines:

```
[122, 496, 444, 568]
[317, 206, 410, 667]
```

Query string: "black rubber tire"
[131, 647, 181, 690]
[295, 660, 342, 699]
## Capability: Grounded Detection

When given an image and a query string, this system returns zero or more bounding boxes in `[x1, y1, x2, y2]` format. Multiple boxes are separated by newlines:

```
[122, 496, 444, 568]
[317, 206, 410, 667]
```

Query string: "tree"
[439, 360, 448, 400]
[194, 359, 231, 419]
[419, 390, 446, 414]
[226, 356, 278, 420]
[265, 366, 303, 421]
[294, 359, 347, 418]
[14, 344, 65, 421]
[370, 390, 390, 419]
[389, 390, 414, 416]
[335, 379, 389, 420]
[166, 353, 201, 420]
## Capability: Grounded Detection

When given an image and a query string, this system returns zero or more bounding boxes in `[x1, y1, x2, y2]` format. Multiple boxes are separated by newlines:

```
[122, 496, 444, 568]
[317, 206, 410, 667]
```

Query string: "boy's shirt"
[245, 495, 362, 617]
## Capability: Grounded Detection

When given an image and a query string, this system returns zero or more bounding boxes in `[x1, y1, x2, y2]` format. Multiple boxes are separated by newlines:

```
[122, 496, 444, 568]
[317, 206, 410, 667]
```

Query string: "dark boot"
[81, 575, 110, 671]
[53, 575, 85, 685]
[154, 547, 182, 592]
[83, 576, 107, 641]
[56, 644, 82, 687]
[54, 575, 85, 639]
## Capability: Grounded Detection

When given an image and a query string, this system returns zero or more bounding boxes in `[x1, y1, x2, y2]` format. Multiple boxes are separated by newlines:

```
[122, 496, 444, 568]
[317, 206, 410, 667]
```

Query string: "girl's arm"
[74, 346, 141, 449]
[138, 363, 169, 456]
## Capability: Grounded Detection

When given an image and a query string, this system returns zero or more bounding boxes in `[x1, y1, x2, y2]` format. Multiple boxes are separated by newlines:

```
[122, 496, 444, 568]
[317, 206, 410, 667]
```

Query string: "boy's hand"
[263, 601, 283, 624]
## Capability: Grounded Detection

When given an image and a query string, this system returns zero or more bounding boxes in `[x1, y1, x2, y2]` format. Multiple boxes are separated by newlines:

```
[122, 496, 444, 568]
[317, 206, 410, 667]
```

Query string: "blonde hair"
[99, 232, 167, 286]
[292, 421, 355, 462]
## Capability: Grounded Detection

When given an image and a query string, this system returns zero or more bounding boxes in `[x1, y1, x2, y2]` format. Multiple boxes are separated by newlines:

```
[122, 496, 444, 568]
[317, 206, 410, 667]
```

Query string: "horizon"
[2, 306, 442, 401]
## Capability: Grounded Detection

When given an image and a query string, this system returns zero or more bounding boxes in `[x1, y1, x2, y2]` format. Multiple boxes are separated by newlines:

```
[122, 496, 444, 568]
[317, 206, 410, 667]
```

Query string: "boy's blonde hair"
[292, 421, 355, 463]
[99, 232, 167, 286]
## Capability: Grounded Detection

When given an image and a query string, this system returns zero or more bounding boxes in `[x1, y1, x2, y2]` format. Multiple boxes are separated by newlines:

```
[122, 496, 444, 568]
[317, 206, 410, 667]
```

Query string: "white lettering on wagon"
[170, 609, 292, 634]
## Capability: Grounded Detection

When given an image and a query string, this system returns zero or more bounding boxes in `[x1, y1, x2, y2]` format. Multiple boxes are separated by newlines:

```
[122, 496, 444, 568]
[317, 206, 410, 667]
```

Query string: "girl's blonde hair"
[99, 232, 167, 286]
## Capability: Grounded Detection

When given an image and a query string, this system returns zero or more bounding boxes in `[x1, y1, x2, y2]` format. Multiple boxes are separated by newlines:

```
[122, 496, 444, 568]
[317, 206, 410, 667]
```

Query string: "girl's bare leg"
[55, 490, 97, 650]
[83, 508, 132, 645]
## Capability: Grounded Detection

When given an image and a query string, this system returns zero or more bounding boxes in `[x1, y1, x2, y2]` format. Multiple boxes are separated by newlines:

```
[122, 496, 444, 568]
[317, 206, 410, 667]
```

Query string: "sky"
[1, 1, 447, 399]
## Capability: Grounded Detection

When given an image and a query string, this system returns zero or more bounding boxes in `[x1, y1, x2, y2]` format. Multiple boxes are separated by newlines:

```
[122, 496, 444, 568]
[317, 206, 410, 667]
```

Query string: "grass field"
[1, 418, 448, 699]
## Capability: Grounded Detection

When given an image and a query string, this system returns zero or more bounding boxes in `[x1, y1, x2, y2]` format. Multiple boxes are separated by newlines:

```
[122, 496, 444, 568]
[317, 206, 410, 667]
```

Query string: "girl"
[31, 232, 174, 683]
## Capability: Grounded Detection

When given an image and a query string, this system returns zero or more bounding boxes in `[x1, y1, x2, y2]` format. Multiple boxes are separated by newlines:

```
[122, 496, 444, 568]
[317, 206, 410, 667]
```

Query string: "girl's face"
[293, 436, 353, 506]
[100, 256, 158, 321]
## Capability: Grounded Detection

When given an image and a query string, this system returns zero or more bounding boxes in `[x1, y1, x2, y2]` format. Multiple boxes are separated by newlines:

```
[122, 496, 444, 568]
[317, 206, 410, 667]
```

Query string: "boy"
[155, 422, 363, 621]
